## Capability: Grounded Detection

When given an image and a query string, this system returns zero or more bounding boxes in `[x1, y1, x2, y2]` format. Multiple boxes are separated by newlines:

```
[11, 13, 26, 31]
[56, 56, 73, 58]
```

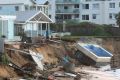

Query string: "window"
[0, 6, 2, 10]
[109, 3, 115, 8]
[82, 15, 89, 20]
[82, 4, 89, 9]
[74, 4, 79, 8]
[74, 14, 79, 18]
[109, 13, 116, 19]
[25, 5, 29, 10]
[49, 15, 51, 18]
[64, 15, 72, 19]
[93, 3, 99, 9]
[15, 6, 19, 11]
[64, 6, 68, 9]
[92, 14, 97, 19]
[30, 6, 36, 10]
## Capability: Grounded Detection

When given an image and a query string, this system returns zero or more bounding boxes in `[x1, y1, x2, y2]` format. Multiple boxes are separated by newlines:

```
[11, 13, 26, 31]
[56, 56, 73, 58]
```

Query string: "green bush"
[1, 53, 9, 65]
[51, 22, 112, 36]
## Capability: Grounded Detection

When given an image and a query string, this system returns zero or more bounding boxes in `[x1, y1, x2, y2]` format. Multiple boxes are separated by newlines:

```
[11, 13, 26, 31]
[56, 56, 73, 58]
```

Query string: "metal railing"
[56, 0, 80, 4]
[56, 9, 79, 13]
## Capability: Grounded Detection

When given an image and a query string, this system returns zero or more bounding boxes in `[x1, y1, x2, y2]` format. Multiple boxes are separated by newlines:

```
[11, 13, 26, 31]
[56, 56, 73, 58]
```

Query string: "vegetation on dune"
[51, 21, 117, 36]
[116, 12, 120, 28]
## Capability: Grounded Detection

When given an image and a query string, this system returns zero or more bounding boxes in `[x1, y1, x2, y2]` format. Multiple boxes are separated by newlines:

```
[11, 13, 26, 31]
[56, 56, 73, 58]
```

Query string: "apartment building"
[52, 0, 120, 26]
[55, 0, 80, 23]
[80, 0, 120, 27]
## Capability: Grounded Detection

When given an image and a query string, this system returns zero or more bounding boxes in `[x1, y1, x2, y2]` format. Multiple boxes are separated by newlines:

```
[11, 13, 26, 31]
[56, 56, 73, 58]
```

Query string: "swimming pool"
[76, 43, 113, 63]
[84, 45, 112, 57]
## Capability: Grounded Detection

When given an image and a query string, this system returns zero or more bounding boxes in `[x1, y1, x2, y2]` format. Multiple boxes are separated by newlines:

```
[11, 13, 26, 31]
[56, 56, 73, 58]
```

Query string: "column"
[46, 23, 48, 36]
[36, 23, 38, 37]
[31, 23, 32, 37]
[2, 20, 3, 35]
[41, 23, 42, 36]
[48, 23, 50, 36]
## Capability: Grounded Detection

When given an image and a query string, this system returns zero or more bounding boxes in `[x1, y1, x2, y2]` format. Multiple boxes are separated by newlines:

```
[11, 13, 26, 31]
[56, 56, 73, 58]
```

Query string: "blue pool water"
[84, 45, 112, 57]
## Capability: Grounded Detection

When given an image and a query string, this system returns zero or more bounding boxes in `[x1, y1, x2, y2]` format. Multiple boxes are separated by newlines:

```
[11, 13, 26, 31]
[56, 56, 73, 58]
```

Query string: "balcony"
[56, 0, 80, 4]
[56, 9, 79, 14]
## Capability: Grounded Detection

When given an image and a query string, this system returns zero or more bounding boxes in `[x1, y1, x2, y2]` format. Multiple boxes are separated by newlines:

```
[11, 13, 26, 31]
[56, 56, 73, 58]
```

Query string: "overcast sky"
[36, 0, 47, 4]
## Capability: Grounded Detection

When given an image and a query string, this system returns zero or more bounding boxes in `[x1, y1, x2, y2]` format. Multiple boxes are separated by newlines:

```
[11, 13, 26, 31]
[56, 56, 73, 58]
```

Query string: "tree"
[115, 12, 120, 27]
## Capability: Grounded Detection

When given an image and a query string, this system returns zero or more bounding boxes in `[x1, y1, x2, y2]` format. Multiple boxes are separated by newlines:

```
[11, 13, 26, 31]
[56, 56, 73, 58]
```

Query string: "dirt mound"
[36, 44, 59, 64]
[0, 65, 18, 78]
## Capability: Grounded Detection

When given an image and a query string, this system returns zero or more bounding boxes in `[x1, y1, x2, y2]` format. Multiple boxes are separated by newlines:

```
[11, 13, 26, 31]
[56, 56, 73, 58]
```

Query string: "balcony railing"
[56, 9, 79, 14]
[56, 0, 80, 4]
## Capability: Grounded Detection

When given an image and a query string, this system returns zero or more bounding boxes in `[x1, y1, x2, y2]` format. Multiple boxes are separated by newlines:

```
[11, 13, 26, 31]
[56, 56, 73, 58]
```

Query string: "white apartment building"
[55, 0, 80, 23]
[80, 0, 120, 27]
[49, 0, 120, 27]
[48, 0, 56, 22]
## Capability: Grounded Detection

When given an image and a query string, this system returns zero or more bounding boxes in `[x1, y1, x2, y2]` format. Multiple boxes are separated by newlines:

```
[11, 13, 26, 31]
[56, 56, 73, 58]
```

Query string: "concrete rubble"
[0, 37, 120, 80]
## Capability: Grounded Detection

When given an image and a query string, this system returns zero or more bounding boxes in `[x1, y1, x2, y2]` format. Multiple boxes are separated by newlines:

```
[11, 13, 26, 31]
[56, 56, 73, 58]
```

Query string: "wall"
[0, 4, 25, 15]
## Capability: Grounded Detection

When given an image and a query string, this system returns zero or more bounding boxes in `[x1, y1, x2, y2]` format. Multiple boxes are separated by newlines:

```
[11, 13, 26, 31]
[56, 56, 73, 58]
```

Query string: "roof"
[0, 0, 48, 5]
[15, 10, 53, 23]
[0, 0, 33, 5]
[15, 10, 38, 23]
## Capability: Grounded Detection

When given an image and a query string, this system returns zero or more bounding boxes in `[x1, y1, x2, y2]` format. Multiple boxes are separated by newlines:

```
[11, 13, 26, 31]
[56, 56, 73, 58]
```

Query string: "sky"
[36, 0, 48, 4]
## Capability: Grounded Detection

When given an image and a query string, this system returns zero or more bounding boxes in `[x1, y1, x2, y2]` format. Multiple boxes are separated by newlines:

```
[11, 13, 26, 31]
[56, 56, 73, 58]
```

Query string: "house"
[14, 10, 53, 38]
[0, 0, 53, 41]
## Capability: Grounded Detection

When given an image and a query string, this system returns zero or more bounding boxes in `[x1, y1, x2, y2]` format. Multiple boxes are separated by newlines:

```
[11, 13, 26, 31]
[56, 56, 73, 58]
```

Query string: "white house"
[0, 0, 53, 41]
[15, 10, 53, 37]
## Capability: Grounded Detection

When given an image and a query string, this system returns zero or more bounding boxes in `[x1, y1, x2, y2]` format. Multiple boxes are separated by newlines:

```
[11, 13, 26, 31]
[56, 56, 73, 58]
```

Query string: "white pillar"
[31, 23, 32, 37]
[46, 23, 48, 31]
[48, 23, 50, 36]
[2, 20, 3, 35]
[36, 23, 38, 37]
[41, 23, 42, 36]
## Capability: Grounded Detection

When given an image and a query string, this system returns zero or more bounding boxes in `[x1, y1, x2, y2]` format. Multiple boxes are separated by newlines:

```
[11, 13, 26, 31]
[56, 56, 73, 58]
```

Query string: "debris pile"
[0, 37, 119, 80]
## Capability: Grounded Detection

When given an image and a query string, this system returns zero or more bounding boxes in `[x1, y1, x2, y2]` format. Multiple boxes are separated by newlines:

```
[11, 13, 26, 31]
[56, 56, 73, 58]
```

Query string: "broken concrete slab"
[29, 50, 44, 70]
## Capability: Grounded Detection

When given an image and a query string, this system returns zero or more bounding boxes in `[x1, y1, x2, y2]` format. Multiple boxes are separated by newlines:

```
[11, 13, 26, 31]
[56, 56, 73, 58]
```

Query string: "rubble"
[0, 37, 119, 80]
